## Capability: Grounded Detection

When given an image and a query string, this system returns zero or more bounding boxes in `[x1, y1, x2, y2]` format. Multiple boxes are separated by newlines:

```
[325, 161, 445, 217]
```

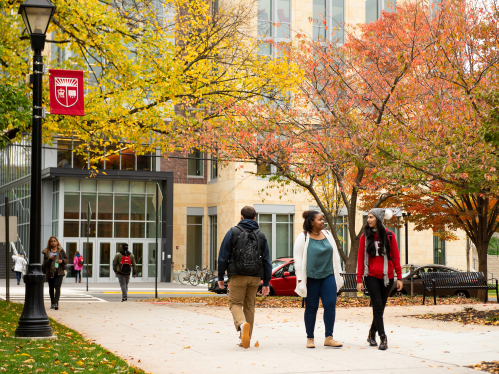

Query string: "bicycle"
[189, 266, 216, 286]
[178, 267, 193, 285]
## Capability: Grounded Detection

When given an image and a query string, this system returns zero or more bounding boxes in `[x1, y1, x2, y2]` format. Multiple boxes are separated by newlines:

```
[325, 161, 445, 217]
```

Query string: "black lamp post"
[402, 212, 411, 265]
[15, 0, 56, 338]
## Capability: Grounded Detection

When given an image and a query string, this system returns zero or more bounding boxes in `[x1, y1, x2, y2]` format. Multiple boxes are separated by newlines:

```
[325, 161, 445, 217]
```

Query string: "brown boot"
[324, 336, 343, 347]
[79, 278, 81, 283]
[75, 278, 77, 283]
[306, 338, 315, 348]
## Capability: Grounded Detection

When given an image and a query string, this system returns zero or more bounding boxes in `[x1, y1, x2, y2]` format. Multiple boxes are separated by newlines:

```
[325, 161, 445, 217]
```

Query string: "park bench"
[301, 273, 359, 308]
[421, 271, 499, 305]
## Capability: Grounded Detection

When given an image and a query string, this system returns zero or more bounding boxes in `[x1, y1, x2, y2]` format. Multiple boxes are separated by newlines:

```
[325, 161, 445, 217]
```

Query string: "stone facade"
[166, 0, 477, 273]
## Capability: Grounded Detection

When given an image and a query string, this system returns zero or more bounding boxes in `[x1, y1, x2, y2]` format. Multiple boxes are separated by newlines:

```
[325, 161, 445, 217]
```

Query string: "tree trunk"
[466, 238, 470, 272]
[476, 240, 489, 302]
[345, 236, 360, 274]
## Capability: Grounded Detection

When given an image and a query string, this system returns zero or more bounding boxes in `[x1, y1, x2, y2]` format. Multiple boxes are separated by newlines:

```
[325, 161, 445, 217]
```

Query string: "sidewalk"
[44, 301, 499, 374]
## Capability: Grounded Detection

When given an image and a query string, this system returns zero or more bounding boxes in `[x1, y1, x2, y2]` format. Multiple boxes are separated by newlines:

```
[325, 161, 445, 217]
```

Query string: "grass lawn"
[0, 301, 145, 373]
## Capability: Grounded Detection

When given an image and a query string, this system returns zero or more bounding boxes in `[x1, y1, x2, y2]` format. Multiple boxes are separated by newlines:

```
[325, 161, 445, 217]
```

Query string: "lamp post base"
[15, 264, 53, 338]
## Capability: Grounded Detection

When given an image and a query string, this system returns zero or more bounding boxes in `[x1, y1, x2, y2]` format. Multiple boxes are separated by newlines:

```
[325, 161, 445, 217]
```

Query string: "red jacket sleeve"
[357, 234, 366, 283]
[389, 233, 402, 279]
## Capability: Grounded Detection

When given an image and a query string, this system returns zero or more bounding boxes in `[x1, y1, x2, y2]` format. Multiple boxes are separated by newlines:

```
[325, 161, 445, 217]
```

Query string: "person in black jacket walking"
[218, 206, 272, 349]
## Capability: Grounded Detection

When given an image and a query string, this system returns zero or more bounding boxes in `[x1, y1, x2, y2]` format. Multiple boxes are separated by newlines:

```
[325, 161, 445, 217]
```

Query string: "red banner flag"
[49, 69, 84, 116]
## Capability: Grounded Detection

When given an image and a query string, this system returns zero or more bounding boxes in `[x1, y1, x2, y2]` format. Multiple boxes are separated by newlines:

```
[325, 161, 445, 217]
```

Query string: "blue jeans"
[16, 272, 22, 283]
[304, 274, 337, 338]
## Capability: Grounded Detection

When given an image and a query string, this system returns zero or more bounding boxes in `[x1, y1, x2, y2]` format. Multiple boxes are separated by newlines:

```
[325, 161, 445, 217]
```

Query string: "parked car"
[389, 264, 478, 298]
[208, 258, 299, 296]
[208, 275, 228, 294]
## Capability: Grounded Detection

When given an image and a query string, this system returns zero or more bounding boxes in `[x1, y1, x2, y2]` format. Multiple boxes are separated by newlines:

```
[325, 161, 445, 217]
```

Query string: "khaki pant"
[228, 275, 261, 337]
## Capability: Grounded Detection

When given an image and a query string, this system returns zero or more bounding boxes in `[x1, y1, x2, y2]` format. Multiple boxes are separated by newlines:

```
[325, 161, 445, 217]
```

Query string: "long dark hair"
[364, 220, 393, 260]
[302, 210, 322, 233]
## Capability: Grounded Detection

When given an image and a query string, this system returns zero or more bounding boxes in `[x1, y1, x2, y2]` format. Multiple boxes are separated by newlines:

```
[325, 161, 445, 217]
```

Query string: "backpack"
[231, 226, 263, 276]
[119, 252, 132, 275]
[78, 256, 84, 266]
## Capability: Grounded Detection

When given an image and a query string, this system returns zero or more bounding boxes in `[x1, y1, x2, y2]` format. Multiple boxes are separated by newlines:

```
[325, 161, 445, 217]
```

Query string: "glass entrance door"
[64, 242, 79, 279]
[98, 242, 112, 280]
[130, 242, 143, 282]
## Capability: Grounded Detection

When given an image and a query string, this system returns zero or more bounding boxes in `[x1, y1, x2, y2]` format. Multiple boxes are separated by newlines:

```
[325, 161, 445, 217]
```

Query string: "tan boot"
[307, 338, 315, 348]
[324, 336, 343, 347]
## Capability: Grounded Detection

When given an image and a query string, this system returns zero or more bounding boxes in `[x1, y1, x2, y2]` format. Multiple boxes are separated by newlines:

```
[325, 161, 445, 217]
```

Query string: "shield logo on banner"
[54, 77, 79, 107]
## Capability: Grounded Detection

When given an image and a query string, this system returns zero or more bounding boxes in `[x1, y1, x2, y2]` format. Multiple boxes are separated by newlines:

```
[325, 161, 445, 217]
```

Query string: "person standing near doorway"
[12, 252, 27, 285]
[113, 243, 137, 302]
[43, 236, 69, 310]
[357, 208, 403, 350]
[217, 206, 272, 349]
[73, 251, 83, 283]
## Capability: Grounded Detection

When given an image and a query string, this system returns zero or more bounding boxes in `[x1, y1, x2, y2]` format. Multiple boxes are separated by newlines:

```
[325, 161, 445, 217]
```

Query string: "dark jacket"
[113, 249, 138, 275]
[218, 219, 272, 286]
[43, 245, 69, 278]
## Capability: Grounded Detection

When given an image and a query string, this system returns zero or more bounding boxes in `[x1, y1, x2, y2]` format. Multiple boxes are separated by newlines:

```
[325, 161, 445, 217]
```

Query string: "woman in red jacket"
[357, 208, 403, 350]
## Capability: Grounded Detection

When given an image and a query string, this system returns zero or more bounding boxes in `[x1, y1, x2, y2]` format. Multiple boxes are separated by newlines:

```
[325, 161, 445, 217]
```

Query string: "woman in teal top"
[294, 210, 343, 349]
[307, 237, 334, 279]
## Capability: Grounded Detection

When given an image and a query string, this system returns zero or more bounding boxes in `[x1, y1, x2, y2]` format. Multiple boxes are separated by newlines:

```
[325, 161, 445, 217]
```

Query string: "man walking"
[218, 206, 272, 349]
[113, 243, 137, 302]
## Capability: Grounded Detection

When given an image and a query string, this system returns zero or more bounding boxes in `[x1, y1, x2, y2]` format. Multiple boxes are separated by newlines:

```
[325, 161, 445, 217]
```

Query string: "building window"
[335, 215, 349, 256]
[56, 137, 156, 171]
[209, 215, 218, 270]
[257, 213, 294, 259]
[365, 0, 396, 23]
[62, 180, 160, 239]
[257, 163, 277, 178]
[313, 0, 344, 43]
[433, 231, 446, 265]
[257, 0, 291, 57]
[187, 151, 204, 177]
[210, 156, 218, 181]
[186, 215, 203, 269]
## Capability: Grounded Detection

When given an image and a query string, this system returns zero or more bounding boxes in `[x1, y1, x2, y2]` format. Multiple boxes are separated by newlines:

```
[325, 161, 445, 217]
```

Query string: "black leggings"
[365, 276, 394, 336]
[75, 270, 81, 281]
[47, 275, 64, 305]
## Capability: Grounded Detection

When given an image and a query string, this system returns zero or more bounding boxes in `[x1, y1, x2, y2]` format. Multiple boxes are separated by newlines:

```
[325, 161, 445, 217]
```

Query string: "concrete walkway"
[43, 301, 499, 374]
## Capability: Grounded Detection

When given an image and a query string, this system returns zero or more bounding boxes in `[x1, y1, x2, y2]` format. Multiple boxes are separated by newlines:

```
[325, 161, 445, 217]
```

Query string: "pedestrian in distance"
[217, 206, 272, 349]
[73, 251, 83, 283]
[42, 236, 69, 310]
[357, 208, 403, 350]
[113, 243, 137, 302]
[12, 252, 27, 285]
[294, 210, 344, 349]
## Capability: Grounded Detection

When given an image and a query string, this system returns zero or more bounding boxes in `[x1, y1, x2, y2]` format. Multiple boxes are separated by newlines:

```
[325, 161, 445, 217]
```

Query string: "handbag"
[11, 266, 15, 272]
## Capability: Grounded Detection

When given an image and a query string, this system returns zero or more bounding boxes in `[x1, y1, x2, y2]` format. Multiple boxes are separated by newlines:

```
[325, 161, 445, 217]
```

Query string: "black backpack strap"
[231, 226, 244, 248]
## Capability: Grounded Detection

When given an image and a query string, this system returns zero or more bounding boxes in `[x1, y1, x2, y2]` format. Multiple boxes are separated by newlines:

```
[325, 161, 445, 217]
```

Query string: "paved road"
[0, 280, 222, 302]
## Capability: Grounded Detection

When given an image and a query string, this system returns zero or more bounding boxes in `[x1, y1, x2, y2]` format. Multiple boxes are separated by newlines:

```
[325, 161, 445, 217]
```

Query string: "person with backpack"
[217, 206, 272, 349]
[73, 251, 83, 283]
[294, 210, 344, 349]
[42, 236, 69, 310]
[113, 243, 137, 302]
[357, 208, 403, 350]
